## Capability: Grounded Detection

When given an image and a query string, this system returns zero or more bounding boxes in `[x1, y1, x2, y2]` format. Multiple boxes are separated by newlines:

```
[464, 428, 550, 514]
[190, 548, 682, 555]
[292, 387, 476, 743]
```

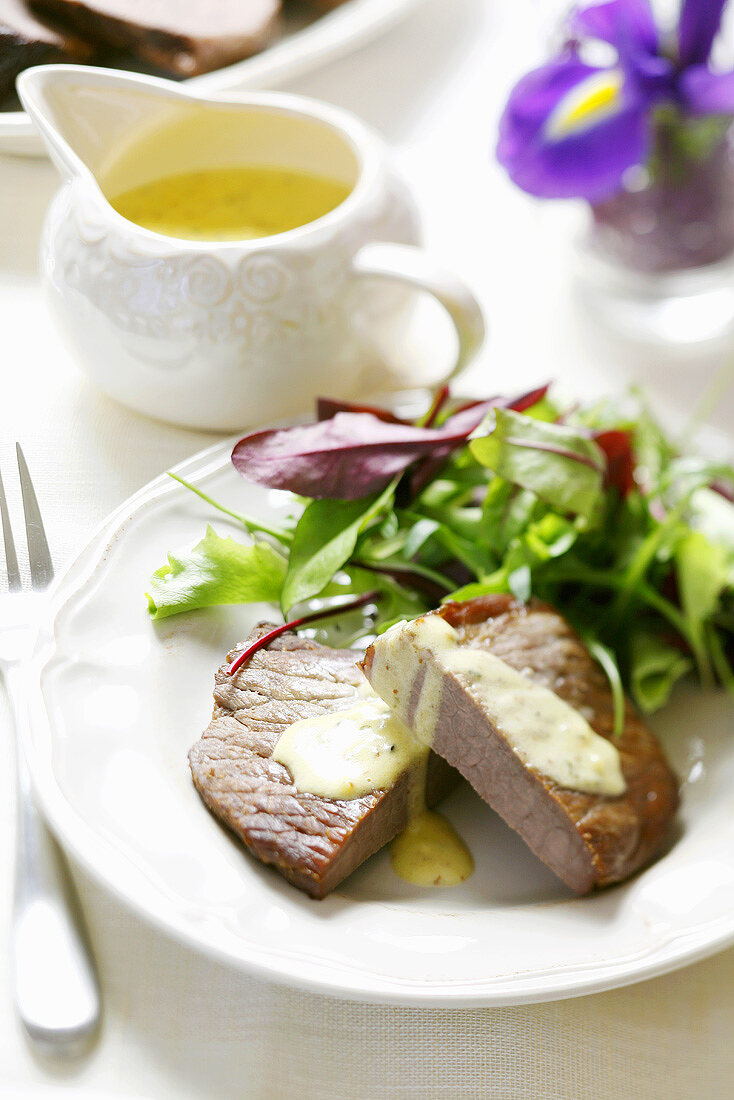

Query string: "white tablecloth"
[2, 1, 734, 1096]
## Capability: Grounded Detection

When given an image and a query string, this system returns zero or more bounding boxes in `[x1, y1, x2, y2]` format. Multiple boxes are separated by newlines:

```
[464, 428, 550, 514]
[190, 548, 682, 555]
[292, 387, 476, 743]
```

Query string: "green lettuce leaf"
[280, 482, 395, 614]
[147, 526, 286, 619]
[401, 517, 440, 559]
[586, 639, 625, 737]
[496, 488, 543, 550]
[661, 456, 734, 507]
[630, 632, 692, 713]
[479, 476, 515, 553]
[689, 487, 734, 568]
[470, 409, 605, 518]
[522, 512, 578, 561]
[675, 530, 730, 683]
[508, 563, 532, 602]
[445, 569, 513, 604]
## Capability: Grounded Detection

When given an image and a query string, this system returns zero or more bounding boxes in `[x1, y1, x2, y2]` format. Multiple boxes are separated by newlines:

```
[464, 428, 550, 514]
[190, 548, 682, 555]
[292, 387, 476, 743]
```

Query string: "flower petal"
[571, 0, 658, 56]
[678, 0, 726, 67]
[497, 57, 650, 200]
[680, 64, 734, 114]
[570, 0, 673, 97]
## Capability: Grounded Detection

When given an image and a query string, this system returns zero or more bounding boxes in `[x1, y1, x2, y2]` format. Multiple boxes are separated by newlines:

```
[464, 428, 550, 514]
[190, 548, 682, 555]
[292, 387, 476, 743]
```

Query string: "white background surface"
[1, 0, 734, 1096]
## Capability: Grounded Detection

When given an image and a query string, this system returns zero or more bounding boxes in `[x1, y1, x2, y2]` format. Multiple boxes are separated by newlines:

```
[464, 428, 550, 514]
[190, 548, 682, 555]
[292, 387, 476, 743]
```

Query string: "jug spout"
[17, 65, 182, 180]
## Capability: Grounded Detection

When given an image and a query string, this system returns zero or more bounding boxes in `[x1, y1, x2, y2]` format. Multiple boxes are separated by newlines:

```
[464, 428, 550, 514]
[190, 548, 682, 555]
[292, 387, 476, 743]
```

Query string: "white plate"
[0, 0, 424, 156]
[25, 436, 734, 1006]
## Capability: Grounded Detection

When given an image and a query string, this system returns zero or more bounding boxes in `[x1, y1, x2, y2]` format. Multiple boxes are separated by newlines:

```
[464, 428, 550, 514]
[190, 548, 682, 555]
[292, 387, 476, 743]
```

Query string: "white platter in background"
[0, 0, 425, 156]
[23, 432, 734, 1006]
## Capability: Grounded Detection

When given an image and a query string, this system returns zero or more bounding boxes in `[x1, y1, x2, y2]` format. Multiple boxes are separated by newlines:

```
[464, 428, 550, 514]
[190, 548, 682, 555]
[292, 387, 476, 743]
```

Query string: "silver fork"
[0, 445, 100, 1050]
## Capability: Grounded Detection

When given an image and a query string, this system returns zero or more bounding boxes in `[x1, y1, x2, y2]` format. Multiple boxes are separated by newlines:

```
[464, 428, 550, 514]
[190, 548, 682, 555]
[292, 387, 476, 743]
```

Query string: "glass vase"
[575, 114, 734, 346]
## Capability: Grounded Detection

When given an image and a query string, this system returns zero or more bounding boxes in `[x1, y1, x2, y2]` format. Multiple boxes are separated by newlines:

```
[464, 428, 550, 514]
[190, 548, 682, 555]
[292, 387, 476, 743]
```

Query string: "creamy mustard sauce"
[272, 693, 427, 801]
[368, 616, 626, 797]
[368, 616, 451, 749]
[272, 681, 475, 887]
[390, 810, 474, 887]
[109, 165, 351, 241]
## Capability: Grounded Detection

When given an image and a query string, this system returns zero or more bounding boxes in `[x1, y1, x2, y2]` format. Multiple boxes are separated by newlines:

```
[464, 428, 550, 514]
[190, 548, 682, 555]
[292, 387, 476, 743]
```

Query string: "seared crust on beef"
[0, 0, 92, 100]
[361, 595, 680, 894]
[29, 0, 280, 76]
[189, 625, 457, 899]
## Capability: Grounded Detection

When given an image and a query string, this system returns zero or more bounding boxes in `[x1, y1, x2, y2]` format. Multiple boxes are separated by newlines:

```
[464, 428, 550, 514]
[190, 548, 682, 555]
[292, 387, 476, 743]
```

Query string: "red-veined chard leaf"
[228, 589, 381, 675]
[470, 408, 606, 518]
[316, 396, 410, 425]
[234, 386, 552, 502]
[232, 412, 487, 500]
[406, 385, 551, 498]
[420, 385, 451, 427]
[593, 429, 635, 496]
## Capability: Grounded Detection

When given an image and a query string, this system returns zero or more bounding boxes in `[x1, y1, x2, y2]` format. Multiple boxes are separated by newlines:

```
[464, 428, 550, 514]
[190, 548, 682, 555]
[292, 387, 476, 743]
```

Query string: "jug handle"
[352, 242, 486, 385]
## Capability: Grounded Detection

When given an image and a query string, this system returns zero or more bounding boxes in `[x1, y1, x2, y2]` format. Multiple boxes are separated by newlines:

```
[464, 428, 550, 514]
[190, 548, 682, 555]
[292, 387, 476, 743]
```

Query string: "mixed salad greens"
[147, 385, 734, 728]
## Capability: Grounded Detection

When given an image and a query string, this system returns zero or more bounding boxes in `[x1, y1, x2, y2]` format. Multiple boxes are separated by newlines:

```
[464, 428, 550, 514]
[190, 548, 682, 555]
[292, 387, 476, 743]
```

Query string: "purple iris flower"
[498, 0, 734, 200]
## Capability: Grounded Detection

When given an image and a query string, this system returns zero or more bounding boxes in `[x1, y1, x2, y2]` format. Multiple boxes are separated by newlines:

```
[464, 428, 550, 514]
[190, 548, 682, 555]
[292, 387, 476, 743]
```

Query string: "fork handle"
[7, 664, 101, 1048]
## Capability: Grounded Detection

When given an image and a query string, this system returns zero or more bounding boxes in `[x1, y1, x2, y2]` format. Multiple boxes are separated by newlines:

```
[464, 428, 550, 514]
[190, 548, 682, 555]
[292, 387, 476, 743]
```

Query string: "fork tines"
[0, 446, 54, 593]
[0, 461, 21, 591]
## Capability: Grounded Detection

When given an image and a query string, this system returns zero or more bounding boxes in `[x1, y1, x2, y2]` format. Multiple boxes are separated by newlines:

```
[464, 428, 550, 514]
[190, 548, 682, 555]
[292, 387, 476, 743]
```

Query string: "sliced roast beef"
[360, 595, 679, 894]
[0, 0, 92, 102]
[29, 0, 280, 76]
[189, 624, 457, 899]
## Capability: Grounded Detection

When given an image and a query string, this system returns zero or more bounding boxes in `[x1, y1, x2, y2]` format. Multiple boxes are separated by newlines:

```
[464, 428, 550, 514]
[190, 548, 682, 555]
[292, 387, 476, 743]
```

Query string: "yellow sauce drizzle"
[390, 810, 474, 887]
[272, 693, 427, 801]
[368, 615, 626, 797]
[272, 680, 474, 888]
[109, 165, 351, 241]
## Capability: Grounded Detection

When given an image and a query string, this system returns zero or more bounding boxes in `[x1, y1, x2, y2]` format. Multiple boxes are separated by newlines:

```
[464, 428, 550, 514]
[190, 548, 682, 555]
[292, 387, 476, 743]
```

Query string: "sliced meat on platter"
[29, 0, 280, 76]
[361, 595, 680, 894]
[189, 624, 458, 899]
[0, 0, 92, 101]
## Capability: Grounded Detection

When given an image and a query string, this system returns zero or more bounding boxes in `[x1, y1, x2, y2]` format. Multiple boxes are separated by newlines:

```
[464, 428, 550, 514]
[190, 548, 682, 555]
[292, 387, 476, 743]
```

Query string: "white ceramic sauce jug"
[19, 66, 485, 431]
